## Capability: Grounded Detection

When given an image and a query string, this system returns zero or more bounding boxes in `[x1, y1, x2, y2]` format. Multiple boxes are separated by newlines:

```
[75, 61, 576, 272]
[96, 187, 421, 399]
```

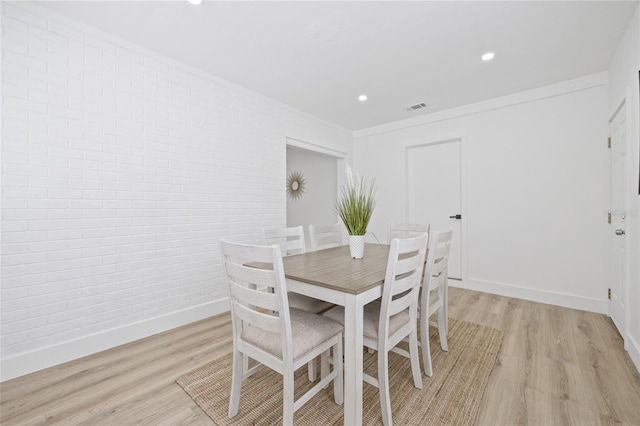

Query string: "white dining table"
[281, 243, 390, 426]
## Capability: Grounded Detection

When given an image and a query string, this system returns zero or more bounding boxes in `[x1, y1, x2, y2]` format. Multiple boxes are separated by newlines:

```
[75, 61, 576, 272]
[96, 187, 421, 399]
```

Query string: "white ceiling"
[36, 1, 639, 131]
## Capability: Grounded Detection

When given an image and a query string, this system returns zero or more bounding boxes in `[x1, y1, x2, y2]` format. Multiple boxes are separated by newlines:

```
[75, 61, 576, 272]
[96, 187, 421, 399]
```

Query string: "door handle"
[449, 214, 462, 220]
[615, 229, 625, 235]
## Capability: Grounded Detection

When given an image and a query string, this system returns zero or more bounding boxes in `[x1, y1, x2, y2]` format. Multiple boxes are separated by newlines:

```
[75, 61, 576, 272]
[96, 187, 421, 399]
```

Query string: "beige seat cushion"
[322, 301, 410, 340]
[242, 308, 343, 361]
[288, 292, 335, 314]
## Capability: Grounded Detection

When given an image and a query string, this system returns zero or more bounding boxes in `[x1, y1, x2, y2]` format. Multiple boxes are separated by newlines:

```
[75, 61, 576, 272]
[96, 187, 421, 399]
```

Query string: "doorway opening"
[286, 138, 347, 247]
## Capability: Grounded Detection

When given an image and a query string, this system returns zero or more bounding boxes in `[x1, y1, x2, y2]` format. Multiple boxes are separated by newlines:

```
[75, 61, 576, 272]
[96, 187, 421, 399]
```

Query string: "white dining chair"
[419, 229, 453, 377]
[263, 226, 334, 314]
[263, 226, 334, 381]
[308, 223, 343, 251]
[322, 234, 428, 426]
[387, 222, 430, 244]
[221, 240, 344, 424]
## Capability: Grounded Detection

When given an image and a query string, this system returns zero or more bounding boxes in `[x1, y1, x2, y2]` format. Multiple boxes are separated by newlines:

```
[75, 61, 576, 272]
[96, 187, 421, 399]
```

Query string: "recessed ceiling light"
[481, 52, 495, 61]
[358, 94, 368, 102]
[187, 0, 203, 4]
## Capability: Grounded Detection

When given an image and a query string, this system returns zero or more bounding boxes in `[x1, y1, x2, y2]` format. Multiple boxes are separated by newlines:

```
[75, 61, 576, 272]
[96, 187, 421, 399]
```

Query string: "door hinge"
[608, 212, 611, 224]
[608, 137, 611, 148]
[608, 288, 611, 299]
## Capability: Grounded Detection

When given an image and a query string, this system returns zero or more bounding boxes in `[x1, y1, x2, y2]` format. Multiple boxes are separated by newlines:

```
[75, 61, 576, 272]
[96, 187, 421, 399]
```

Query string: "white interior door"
[610, 102, 627, 338]
[406, 139, 462, 279]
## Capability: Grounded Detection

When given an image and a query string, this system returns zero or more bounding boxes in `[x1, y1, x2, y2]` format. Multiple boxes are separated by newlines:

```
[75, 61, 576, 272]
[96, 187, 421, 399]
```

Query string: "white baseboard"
[627, 334, 640, 375]
[1, 281, 619, 382]
[0, 298, 230, 382]
[450, 278, 608, 314]
[450, 278, 640, 374]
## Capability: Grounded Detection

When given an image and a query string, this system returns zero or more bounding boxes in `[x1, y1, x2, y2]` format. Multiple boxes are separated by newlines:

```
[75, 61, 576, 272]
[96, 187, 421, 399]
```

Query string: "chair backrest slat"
[226, 262, 278, 292]
[233, 302, 282, 333]
[263, 226, 306, 256]
[428, 271, 447, 293]
[388, 286, 420, 317]
[388, 222, 430, 244]
[309, 223, 342, 251]
[228, 277, 281, 312]
[430, 256, 448, 277]
[277, 239, 305, 255]
[432, 243, 451, 260]
[223, 240, 278, 264]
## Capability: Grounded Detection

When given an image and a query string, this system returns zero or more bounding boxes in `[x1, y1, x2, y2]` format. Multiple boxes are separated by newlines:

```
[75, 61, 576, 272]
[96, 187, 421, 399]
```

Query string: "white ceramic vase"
[348, 235, 365, 259]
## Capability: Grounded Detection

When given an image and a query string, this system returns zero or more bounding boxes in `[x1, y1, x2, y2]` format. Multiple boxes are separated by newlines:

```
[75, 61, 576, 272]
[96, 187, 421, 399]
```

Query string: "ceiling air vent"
[406, 102, 427, 112]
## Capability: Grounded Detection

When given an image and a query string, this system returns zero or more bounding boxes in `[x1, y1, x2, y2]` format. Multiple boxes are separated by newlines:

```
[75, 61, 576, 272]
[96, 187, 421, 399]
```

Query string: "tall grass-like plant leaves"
[336, 166, 376, 236]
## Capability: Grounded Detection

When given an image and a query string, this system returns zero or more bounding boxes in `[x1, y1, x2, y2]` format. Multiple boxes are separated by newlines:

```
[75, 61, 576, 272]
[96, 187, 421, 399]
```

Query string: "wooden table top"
[282, 243, 390, 295]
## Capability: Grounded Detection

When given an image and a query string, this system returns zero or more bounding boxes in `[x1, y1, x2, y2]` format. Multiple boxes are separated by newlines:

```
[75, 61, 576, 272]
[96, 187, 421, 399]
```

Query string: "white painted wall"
[608, 5, 640, 372]
[286, 146, 338, 248]
[0, 3, 351, 381]
[354, 76, 610, 314]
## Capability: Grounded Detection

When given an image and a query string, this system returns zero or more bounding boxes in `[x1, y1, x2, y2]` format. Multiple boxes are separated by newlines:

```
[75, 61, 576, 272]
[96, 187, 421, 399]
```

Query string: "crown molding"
[353, 72, 609, 139]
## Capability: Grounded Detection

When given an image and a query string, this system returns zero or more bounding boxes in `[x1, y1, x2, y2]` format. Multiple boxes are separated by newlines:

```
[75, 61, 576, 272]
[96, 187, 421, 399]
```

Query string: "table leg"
[343, 293, 364, 425]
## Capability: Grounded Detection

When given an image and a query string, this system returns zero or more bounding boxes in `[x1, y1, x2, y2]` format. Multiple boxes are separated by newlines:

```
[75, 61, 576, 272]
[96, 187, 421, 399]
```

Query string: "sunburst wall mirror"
[286, 170, 306, 200]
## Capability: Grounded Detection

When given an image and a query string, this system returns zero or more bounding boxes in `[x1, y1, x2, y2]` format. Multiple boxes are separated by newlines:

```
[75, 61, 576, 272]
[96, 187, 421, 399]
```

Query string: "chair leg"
[333, 337, 344, 405]
[229, 350, 243, 417]
[321, 350, 330, 389]
[378, 349, 393, 426]
[283, 370, 295, 426]
[320, 351, 328, 374]
[242, 353, 249, 374]
[444, 279, 449, 335]
[437, 306, 448, 352]
[308, 359, 317, 381]
[421, 324, 434, 377]
[408, 329, 423, 389]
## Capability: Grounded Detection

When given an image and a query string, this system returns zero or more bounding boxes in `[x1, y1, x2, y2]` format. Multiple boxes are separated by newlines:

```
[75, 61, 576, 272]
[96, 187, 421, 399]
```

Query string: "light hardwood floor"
[1, 287, 639, 425]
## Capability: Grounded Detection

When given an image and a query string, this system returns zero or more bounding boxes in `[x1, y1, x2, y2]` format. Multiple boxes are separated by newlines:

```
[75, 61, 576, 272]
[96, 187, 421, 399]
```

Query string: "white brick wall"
[1, 2, 352, 380]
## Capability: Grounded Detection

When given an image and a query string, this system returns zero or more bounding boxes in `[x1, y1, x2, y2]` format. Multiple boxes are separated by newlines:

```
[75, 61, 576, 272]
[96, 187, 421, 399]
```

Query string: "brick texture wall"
[0, 2, 352, 380]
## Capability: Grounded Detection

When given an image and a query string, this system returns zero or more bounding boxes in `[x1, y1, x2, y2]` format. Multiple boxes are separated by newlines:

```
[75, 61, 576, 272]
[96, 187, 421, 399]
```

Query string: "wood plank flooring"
[1, 287, 639, 425]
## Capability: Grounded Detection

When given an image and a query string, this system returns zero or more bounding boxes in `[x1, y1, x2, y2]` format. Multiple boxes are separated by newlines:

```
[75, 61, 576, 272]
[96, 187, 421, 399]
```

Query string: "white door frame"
[286, 137, 349, 161]
[402, 132, 469, 284]
[608, 93, 631, 350]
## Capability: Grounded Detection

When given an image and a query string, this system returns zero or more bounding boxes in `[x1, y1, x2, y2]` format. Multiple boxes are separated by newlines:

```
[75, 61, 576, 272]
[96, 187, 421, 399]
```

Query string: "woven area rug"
[176, 319, 503, 425]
